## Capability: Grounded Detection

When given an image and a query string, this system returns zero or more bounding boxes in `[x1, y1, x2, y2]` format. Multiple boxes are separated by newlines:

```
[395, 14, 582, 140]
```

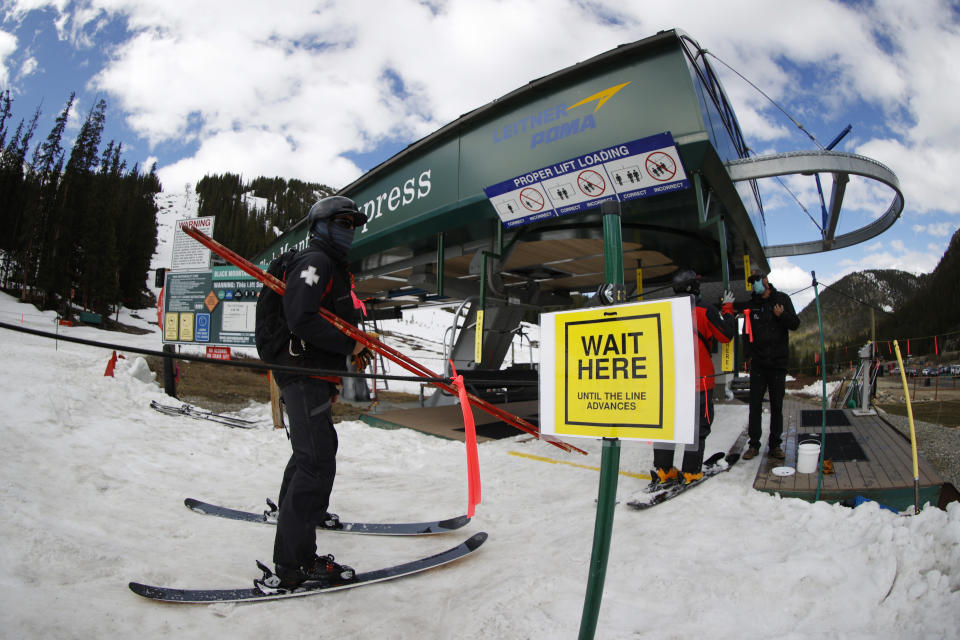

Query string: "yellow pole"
[892, 340, 921, 514]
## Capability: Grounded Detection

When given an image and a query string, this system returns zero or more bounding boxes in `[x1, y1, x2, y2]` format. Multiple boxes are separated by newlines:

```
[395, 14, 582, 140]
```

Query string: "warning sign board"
[539, 298, 696, 441]
[171, 217, 215, 271]
[484, 132, 689, 229]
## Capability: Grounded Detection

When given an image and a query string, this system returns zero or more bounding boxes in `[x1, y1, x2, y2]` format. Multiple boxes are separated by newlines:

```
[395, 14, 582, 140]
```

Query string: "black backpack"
[255, 249, 298, 363]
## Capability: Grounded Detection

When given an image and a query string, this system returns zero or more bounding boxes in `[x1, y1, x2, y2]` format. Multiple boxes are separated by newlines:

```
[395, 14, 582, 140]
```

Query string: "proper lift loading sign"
[539, 298, 696, 441]
[483, 132, 689, 229]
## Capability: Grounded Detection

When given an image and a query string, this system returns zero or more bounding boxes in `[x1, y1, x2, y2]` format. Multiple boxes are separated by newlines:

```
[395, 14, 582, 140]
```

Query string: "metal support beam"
[725, 150, 903, 257]
[822, 172, 849, 249]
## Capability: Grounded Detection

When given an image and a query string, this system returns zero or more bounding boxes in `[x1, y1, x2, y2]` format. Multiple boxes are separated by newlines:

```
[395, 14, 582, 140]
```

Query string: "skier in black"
[739, 270, 799, 460]
[271, 195, 370, 588]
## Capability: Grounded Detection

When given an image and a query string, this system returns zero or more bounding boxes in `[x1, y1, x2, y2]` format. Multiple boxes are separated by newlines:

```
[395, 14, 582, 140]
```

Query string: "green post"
[578, 200, 624, 640]
[811, 271, 827, 501]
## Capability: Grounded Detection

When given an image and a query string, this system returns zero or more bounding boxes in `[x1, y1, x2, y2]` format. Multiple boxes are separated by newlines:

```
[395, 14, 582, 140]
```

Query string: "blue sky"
[2, 0, 959, 312]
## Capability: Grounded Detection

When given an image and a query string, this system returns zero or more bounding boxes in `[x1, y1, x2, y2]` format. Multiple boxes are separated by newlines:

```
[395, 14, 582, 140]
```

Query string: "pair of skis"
[129, 499, 485, 603]
[625, 429, 750, 510]
[149, 400, 256, 429]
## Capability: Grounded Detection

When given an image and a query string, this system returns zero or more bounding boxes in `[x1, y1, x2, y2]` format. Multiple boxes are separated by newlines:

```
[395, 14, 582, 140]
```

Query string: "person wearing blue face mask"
[740, 270, 799, 461]
[269, 195, 372, 590]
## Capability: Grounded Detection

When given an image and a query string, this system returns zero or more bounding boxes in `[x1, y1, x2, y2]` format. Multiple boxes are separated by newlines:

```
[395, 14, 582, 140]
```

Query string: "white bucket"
[796, 443, 821, 474]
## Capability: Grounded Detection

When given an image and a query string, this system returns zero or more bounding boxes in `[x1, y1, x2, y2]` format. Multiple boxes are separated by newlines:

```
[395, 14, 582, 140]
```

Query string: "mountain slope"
[791, 269, 922, 359]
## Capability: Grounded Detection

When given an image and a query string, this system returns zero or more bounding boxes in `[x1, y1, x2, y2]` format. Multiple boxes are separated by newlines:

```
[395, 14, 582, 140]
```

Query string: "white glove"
[721, 290, 735, 305]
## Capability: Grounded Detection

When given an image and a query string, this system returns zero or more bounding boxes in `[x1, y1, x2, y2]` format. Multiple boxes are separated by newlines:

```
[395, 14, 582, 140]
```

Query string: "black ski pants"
[653, 389, 714, 473]
[273, 378, 338, 568]
[747, 364, 786, 451]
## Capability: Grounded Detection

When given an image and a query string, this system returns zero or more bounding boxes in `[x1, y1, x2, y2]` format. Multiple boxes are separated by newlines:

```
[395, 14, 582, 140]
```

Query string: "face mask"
[327, 222, 355, 254]
[751, 280, 766, 295]
[313, 218, 355, 255]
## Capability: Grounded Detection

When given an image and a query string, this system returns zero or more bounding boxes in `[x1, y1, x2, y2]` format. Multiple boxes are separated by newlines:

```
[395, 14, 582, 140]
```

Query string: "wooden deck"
[361, 396, 951, 511]
[752, 398, 945, 510]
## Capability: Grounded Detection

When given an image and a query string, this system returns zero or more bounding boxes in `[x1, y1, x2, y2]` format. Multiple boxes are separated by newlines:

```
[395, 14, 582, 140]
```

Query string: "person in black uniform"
[739, 270, 799, 461]
[272, 196, 370, 588]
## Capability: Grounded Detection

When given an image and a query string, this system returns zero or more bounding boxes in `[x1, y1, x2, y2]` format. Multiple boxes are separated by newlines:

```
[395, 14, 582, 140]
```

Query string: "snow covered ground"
[1, 290, 959, 639]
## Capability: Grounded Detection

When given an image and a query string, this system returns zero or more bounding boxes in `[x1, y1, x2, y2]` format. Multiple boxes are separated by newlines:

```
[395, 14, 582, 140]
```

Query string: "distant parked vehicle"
[952, 364, 960, 376]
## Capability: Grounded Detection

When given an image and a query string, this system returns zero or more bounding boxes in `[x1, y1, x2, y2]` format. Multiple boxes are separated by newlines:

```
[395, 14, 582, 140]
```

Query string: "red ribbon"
[349, 274, 367, 316]
[450, 361, 481, 517]
[744, 312, 753, 342]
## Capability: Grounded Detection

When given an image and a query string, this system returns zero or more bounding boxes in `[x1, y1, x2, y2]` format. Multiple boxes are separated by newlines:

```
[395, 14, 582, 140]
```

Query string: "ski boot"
[263, 498, 279, 522]
[255, 555, 356, 594]
[320, 512, 343, 530]
[645, 466, 680, 493]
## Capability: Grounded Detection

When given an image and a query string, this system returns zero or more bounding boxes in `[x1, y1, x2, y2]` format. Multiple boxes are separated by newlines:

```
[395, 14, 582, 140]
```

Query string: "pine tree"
[22, 93, 73, 305]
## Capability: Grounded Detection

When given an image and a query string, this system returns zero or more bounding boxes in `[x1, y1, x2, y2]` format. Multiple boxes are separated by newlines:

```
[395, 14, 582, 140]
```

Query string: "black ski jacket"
[741, 285, 799, 370]
[274, 237, 358, 387]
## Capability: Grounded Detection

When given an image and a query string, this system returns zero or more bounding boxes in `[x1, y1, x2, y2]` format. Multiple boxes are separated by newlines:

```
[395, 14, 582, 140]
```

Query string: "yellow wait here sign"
[539, 298, 696, 442]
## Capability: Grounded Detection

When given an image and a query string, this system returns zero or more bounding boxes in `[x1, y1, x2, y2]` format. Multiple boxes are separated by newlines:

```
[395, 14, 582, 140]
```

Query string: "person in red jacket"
[650, 270, 737, 488]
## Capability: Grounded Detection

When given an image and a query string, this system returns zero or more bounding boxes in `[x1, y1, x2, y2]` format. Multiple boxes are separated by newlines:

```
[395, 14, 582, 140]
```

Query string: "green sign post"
[578, 199, 625, 639]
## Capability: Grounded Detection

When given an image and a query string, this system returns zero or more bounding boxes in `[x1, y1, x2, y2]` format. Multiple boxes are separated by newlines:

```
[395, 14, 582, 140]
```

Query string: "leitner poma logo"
[491, 82, 631, 150]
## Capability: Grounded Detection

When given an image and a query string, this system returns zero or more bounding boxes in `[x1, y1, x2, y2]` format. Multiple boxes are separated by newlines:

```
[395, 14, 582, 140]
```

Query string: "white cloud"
[839, 240, 940, 276]
[4, 2, 950, 182]
[158, 128, 363, 191]
[16, 54, 36, 79]
[0, 29, 16, 87]
[857, 137, 960, 215]
[912, 222, 957, 237]
[3, 0, 959, 286]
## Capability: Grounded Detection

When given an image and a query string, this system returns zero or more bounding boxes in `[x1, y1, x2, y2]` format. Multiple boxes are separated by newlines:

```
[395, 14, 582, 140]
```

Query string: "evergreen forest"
[0, 90, 333, 322]
[0, 90, 160, 319]
[195, 174, 334, 260]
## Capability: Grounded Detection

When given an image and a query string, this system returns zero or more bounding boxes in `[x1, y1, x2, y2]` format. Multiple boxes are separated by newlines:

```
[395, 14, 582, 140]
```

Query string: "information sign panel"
[162, 267, 259, 347]
[484, 132, 689, 229]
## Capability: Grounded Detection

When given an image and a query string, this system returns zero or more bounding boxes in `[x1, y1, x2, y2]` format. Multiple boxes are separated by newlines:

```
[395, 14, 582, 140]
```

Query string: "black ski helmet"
[307, 196, 368, 233]
[672, 269, 700, 296]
